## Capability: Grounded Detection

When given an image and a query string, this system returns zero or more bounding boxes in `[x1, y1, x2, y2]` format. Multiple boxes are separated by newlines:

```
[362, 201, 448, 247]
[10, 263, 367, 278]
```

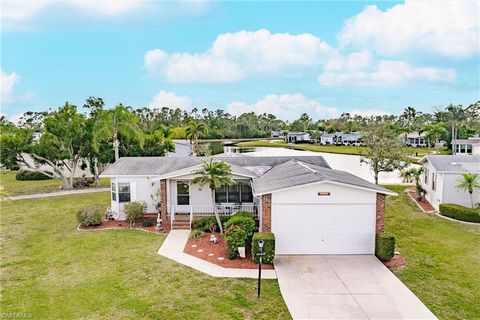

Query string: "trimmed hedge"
[16, 170, 52, 181]
[124, 201, 146, 223]
[191, 215, 231, 232]
[77, 205, 104, 226]
[439, 204, 480, 223]
[224, 216, 256, 259]
[252, 232, 275, 264]
[375, 233, 396, 261]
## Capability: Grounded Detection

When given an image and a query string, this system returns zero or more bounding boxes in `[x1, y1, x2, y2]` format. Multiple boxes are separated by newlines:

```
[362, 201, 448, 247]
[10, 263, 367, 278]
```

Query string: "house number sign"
[317, 192, 331, 196]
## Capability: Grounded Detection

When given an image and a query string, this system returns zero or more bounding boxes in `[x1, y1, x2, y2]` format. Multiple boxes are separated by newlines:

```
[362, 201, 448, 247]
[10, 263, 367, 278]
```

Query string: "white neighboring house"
[452, 134, 480, 155]
[404, 132, 428, 147]
[341, 132, 362, 146]
[101, 155, 396, 255]
[320, 133, 335, 145]
[285, 132, 311, 143]
[420, 155, 480, 210]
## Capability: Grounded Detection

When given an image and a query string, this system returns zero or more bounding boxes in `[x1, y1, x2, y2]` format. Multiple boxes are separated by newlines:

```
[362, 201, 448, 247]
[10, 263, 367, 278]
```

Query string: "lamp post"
[257, 239, 265, 298]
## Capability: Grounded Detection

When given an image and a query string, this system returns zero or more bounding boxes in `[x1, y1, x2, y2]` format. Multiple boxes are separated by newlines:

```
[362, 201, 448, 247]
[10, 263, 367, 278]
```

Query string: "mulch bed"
[78, 219, 168, 234]
[382, 253, 406, 268]
[184, 232, 274, 269]
[406, 189, 436, 212]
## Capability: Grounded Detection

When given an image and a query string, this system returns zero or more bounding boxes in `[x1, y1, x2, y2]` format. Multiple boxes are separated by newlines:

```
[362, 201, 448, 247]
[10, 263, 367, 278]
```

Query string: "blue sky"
[1, 0, 479, 121]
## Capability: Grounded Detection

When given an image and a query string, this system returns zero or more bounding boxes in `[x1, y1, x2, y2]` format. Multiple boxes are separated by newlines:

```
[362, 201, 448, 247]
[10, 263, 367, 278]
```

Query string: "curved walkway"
[4, 187, 109, 201]
[158, 230, 277, 279]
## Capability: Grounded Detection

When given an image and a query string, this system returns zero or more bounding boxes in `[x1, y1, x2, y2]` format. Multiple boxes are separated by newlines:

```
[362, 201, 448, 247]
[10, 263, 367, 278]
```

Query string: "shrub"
[224, 216, 256, 240]
[77, 205, 104, 226]
[190, 230, 204, 239]
[142, 219, 154, 227]
[439, 204, 480, 223]
[375, 233, 396, 261]
[73, 176, 94, 189]
[124, 201, 146, 223]
[252, 232, 275, 264]
[232, 210, 254, 218]
[224, 216, 256, 259]
[191, 216, 231, 232]
[15, 170, 52, 181]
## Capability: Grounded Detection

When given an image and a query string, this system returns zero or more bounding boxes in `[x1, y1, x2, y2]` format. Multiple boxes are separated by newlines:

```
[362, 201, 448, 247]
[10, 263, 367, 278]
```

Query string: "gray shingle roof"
[424, 155, 480, 173]
[252, 160, 394, 195]
[101, 155, 331, 177]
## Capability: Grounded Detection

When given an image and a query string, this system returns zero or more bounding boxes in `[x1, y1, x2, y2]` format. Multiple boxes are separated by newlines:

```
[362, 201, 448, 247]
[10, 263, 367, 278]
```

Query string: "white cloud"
[324, 50, 371, 72]
[149, 90, 192, 108]
[145, 29, 335, 83]
[349, 109, 388, 117]
[226, 93, 339, 120]
[70, 0, 144, 16]
[1, 70, 20, 103]
[339, 0, 480, 57]
[318, 60, 456, 87]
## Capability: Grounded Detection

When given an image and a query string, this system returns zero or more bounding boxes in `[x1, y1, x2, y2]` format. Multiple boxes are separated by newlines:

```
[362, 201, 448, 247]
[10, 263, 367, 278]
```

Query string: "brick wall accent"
[261, 194, 272, 232]
[376, 193, 386, 234]
[160, 179, 168, 227]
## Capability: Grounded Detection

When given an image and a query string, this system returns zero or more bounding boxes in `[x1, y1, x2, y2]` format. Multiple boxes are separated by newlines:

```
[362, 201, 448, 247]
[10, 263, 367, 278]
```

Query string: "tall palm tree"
[93, 104, 143, 161]
[446, 104, 466, 154]
[400, 167, 425, 200]
[456, 173, 480, 208]
[423, 122, 447, 153]
[192, 159, 234, 234]
[185, 120, 208, 155]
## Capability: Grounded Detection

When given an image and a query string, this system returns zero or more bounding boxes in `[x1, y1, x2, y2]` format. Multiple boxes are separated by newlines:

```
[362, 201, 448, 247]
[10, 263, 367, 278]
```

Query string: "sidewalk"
[4, 188, 109, 201]
[158, 230, 277, 279]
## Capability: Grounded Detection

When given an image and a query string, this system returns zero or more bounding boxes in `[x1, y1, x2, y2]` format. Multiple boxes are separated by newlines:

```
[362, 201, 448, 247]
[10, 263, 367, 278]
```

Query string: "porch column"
[375, 193, 386, 234]
[261, 194, 272, 232]
[160, 179, 168, 226]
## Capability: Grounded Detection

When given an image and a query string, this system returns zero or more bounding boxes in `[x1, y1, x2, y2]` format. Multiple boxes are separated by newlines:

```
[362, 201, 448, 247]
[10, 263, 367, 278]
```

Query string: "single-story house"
[101, 155, 396, 255]
[452, 134, 480, 155]
[270, 130, 286, 138]
[403, 132, 428, 147]
[341, 132, 362, 146]
[320, 133, 335, 145]
[285, 132, 310, 143]
[420, 155, 480, 210]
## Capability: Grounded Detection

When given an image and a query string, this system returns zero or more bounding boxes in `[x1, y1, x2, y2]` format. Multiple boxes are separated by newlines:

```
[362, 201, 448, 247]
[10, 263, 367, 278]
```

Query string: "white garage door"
[272, 203, 376, 255]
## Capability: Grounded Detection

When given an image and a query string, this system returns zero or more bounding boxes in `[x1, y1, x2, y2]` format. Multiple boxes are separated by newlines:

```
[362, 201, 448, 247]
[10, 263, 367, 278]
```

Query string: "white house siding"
[110, 176, 159, 219]
[442, 173, 480, 208]
[271, 182, 377, 255]
[422, 162, 444, 210]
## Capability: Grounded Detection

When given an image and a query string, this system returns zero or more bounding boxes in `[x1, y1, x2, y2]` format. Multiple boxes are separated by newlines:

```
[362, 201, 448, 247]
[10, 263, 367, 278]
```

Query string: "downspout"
[251, 180, 263, 232]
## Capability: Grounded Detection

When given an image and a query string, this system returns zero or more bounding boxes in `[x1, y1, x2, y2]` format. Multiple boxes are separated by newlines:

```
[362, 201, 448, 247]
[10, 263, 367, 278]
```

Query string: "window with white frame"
[177, 181, 190, 205]
[424, 168, 429, 184]
[111, 182, 117, 201]
[432, 173, 436, 191]
[215, 182, 253, 203]
[118, 183, 131, 203]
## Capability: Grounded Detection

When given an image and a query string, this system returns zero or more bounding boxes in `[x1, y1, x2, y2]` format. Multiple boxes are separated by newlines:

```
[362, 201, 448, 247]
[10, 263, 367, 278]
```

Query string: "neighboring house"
[18, 153, 92, 178]
[320, 132, 361, 146]
[285, 132, 311, 143]
[452, 134, 480, 155]
[420, 155, 480, 210]
[320, 133, 335, 145]
[101, 155, 396, 255]
[270, 130, 285, 138]
[403, 132, 428, 147]
[167, 140, 192, 157]
[341, 132, 362, 146]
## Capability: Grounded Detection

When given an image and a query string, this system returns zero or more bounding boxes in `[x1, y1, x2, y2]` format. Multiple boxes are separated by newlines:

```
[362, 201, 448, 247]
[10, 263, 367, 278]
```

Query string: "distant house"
[404, 132, 428, 147]
[320, 132, 362, 146]
[286, 132, 311, 143]
[420, 155, 480, 210]
[320, 133, 335, 145]
[452, 134, 480, 155]
[341, 132, 362, 146]
[271, 130, 285, 138]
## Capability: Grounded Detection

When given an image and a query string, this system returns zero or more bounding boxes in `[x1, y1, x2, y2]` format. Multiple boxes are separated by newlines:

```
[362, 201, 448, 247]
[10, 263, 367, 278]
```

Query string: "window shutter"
[130, 181, 137, 202]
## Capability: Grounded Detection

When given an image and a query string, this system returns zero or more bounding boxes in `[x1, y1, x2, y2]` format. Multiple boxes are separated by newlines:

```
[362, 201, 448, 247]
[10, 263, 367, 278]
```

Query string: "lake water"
[222, 146, 415, 185]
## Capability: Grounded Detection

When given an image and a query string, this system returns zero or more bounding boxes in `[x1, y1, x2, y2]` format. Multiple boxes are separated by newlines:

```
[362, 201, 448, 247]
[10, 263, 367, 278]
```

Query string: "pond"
[222, 146, 416, 185]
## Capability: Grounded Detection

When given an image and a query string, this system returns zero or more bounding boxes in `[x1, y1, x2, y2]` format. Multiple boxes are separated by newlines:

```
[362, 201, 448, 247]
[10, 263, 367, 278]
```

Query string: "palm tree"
[185, 120, 208, 155]
[456, 173, 480, 208]
[93, 104, 143, 161]
[401, 167, 425, 201]
[423, 122, 447, 153]
[446, 104, 466, 154]
[192, 159, 234, 234]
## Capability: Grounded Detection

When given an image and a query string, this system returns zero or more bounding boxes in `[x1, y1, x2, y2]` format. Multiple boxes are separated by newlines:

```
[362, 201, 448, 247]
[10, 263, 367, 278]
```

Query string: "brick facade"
[160, 179, 168, 228]
[261, 194, 272, 232]
[376, 193, 386, 234]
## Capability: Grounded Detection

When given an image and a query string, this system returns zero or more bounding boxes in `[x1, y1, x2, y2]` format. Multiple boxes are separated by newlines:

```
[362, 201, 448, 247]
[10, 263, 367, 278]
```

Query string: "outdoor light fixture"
[257, 239, 265, 298]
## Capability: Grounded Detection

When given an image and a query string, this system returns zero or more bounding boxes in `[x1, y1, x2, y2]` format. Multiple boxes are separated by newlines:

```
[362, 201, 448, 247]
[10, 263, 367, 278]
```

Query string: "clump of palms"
[401, 167, 426, 201]
[456, 173, 480, 208]
[192, 159, 234, 234]
[185, 120, 208, 155]
[422, 122, 447, 154]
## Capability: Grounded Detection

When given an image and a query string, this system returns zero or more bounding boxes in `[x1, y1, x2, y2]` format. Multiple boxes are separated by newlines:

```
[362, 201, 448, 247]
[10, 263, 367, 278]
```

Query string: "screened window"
[177, 181, 190, 205]
[228, 184, 240, 203]
[215, 185, 228, 203]
[118, 183, 131, 203]
[424, 169, 429, 184]
[111, 182, 117, 201]
[240, 182, 253, 202]
[215, 182, 253, 203]
[432, 173, 436, 191]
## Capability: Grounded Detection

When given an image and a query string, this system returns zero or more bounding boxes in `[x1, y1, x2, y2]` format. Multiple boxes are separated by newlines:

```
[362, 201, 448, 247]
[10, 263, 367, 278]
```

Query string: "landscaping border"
[76, 224, 165, 235]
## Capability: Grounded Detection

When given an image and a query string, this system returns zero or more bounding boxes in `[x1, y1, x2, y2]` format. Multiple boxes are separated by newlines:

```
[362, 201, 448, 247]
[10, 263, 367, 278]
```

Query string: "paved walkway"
[275, 255, 437, 320]
[158, 230, 277, 279]
[4, 188, 109, 201]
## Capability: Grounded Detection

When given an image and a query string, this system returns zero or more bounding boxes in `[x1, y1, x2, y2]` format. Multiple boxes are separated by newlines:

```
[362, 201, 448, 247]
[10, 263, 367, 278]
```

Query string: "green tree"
[422, 122, 447, 153]
[456, 173, 480, 208]
[93, 104, 143, 161]
[192, 159, 234, 234]
[185, 120, 208, 155]
[400, 167, 425, 200]
[361, 123, 408, 184]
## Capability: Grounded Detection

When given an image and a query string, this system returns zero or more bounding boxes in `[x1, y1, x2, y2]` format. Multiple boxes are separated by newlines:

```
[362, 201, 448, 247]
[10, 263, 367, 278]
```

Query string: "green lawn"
[0, 192, 290, 319]
[385, 186, 480, 320]
[236, 139, 447, 159]
[0, 170, 109, 197]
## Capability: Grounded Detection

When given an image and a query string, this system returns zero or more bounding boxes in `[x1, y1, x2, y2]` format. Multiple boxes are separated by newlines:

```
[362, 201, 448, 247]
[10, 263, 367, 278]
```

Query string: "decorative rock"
[208, 253, 214, 257]
[191, 244, 197, 248]
[217, 257, 224, 261]
[197, 249, 204, 253]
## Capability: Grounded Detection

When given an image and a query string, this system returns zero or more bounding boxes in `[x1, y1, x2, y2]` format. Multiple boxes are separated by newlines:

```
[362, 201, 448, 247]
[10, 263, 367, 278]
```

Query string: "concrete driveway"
[275, 255, 437, 320]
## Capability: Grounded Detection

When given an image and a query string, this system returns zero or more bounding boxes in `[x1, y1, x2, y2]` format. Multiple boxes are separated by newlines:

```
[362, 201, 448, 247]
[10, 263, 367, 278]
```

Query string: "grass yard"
[236, 139, 447, 159]
[0, 192, 290, 319]
[0, 170, 109, 197]
[385, 186, 480, 320]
